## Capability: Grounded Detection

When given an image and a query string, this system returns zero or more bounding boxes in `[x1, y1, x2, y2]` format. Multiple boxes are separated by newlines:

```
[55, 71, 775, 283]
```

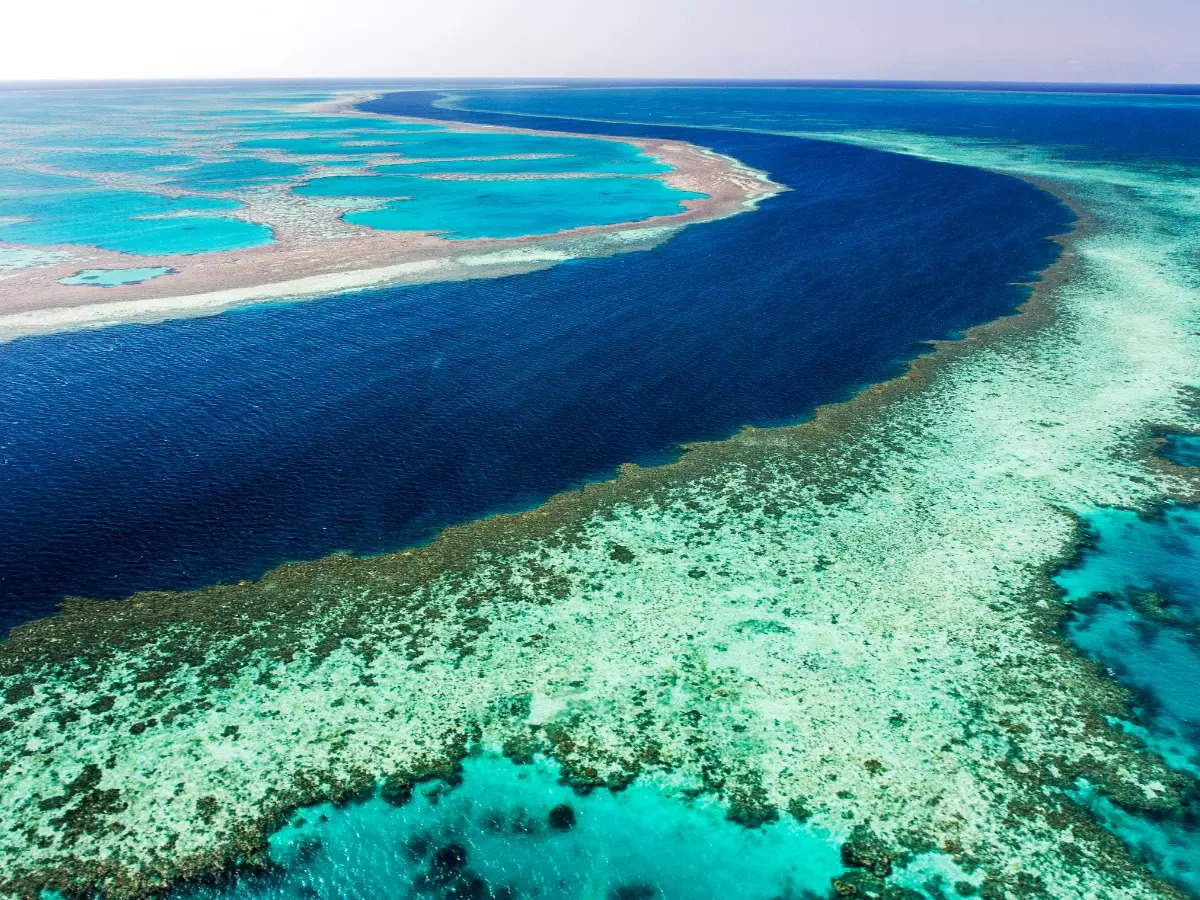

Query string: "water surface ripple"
[0, 93, 1067, 628]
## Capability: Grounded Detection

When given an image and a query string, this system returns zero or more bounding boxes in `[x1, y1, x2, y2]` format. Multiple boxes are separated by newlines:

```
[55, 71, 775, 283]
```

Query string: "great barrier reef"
[0, 81, 1198, 900]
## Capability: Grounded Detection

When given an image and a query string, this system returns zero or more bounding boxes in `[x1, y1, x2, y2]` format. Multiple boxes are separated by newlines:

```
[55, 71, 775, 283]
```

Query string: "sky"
[3, 0, 1198, 83]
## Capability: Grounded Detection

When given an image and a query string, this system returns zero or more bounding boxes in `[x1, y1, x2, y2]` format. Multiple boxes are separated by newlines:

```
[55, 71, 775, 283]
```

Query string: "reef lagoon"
[0, 85, 761, 340]
[0, 82, 1199, 900]
[176, 753, 848, 900]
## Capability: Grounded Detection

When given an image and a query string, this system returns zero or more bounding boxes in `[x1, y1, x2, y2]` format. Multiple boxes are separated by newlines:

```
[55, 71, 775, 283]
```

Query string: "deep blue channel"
[0, 89, 1069, 629]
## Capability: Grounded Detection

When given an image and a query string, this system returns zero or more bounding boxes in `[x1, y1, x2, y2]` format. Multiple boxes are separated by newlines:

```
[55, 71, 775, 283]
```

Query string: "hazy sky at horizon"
[4, 0, 1198, 83]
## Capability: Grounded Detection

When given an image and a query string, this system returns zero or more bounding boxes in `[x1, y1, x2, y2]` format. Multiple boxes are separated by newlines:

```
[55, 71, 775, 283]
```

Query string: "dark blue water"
[0, 89, 1068, 630]
[427, 84, 1200, 170]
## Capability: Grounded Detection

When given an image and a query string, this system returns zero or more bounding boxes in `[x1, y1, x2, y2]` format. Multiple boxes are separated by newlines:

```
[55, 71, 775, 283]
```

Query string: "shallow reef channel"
[165, 753, 981, 900]
[1054, 438, 1200, 894]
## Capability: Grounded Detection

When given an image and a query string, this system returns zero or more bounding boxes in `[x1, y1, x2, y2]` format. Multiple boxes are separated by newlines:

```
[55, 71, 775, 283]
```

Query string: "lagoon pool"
[297, 173, 702, 238]
[58, 266, 175, 287]
[0, 189, 272, 254]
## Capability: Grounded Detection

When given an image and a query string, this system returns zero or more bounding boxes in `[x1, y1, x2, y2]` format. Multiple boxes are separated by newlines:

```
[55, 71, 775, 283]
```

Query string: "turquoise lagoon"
[169, 159, 309, 192]
[371, 132, 667, 173]
[0, 190, 271, 255]
[375, 148, 667, 176]
[296, 174, 701, 239]
[58, 266, 175, 287]
[0, 169, 92, 191]
[236, 117, 445, 133]
[0, 88, 692, 259]
[1054, 491, 1200, 890]
[1056, 500, 1200, 778]
[38, 150, 197, 173]
[238, 131, 667, 174]
[177, 754, 847, 900]
[1056, 505, 1200, 628]
[1073, 783, 1200, 897]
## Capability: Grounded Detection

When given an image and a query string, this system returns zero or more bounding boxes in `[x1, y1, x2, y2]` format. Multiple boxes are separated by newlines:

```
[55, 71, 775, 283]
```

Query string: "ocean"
[2, 81, 1199, 899]
[0, 87, 1065, 627]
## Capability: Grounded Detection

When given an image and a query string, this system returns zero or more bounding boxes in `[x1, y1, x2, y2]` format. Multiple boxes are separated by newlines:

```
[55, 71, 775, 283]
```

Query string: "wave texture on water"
[0, 101, 1065, 628]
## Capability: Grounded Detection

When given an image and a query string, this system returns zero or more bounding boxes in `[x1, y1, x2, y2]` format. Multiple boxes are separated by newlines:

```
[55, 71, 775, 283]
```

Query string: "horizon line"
[0, 76, 1198, 91]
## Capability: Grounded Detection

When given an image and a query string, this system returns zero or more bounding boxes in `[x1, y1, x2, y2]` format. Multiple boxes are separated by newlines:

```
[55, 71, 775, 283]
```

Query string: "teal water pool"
[0, 169, 93, 191]
[59, 266, 175, 287]
[169, 158, 308, 192]
[296, 173, 702, 239]
[370, 131, 668, 170]
[39, 150, 197, 172]
[1166, 435, 1200, 467]
[0, 189, 272, 255]
[1054, 492, 1200, 893]
[239, 130, 667, 174]
[1056, 505, 1200, 625]
[175, 754, 845, 900]
[375, 147, 667, 175]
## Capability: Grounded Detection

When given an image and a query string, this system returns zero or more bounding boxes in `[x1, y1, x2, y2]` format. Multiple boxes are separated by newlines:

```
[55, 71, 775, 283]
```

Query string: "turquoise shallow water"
[1069, 597, 1200, 729]
[176, 755, 844, 900]
[0, 90, 691, 254]
[237, 136, 431, 155]
[375, 151, 664, 175]
[371, 132, 666, 171]
[39, 150, 197, 173]
[0, 169, 92, 191]
[1072, 782, 1200, 895]
[1058, 502, 1200, 806]
[1054, 459, 1200, 893]
[237, 130, 667, 175]
[58, 266, 175, 287]
[1056, 505, 1200, 626]
[169, 159, 308, 192]
[238, 117, 444, 133]
[297, 174, 701, 238]
[0, 189, 272, 255]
